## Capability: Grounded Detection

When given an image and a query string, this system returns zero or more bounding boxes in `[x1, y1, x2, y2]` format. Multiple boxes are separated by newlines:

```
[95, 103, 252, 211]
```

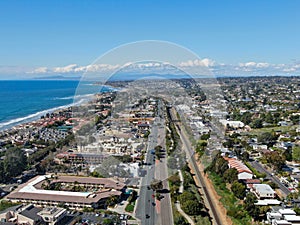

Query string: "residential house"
[252, 184, 276, 199]
[224, 157, 253, 180]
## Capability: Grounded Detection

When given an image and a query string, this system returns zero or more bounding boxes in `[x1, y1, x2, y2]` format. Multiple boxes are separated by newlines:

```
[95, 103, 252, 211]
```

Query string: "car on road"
[146, 214, 150, 219]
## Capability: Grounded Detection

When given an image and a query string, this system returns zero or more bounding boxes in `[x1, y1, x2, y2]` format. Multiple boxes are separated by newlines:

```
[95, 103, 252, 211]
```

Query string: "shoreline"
[0, 83, 117, 132]
[0, 102, 75, 132]
[0, 93, 96, 132]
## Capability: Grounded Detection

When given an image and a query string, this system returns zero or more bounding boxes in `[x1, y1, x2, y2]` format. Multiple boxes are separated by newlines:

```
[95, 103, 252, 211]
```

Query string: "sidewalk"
[175, 201, 195, 225]
[176, 169, 195, 225]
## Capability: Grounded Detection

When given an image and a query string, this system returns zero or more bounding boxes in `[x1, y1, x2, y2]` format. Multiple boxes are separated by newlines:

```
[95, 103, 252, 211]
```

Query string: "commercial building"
[0, 204, 67, 225]
[7, 175, 126, 210]
[219, 120, 245, 129]
[56, 152, 107, 165]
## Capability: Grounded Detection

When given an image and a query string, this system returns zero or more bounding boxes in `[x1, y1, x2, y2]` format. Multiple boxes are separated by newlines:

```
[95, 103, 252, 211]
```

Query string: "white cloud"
[282, 68, 296, 72]
[17, 59, 300, 77]
[257, 63, 270, 68]
[179, 58, 215, 67]
[117, 62, 181, 75]
[75, 64, 120, 73]
[239, 62, 270, 68]
[53, 64, 78, 73]
[30, 67, 49, 73]
[27, 63, 121, 74]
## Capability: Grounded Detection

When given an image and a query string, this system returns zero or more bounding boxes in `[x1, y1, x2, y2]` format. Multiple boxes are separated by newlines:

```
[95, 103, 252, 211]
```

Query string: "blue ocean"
[0, 80, 109, 130]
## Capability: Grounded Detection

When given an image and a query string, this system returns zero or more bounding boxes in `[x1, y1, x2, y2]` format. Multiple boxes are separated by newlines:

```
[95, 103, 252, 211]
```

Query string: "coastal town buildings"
[0, 77, 300, 224]
[0, 204, 67, 225]
[6, 175, 126, 209]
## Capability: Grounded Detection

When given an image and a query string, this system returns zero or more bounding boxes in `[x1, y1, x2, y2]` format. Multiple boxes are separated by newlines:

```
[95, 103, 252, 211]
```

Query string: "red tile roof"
[224, 157, 253, 174]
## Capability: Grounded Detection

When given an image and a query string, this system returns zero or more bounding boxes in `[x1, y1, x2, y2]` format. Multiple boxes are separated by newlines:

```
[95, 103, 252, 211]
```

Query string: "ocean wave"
[54, 96, 74, 100]
[53, 94, 94, 100]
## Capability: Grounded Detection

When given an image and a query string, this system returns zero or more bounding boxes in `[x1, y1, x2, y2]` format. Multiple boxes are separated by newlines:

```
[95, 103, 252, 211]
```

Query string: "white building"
[283, 215, 300, 224]
[267, 208, 300, 225]
[278, 209, 297, 216]
[267, 212, 282, 222]
[38, 207, 66, 225]
[220, 120, 244, 128]
[238, 171, 253, 180]
[272, 220, 292, 225]
[252, 184, 276, 199]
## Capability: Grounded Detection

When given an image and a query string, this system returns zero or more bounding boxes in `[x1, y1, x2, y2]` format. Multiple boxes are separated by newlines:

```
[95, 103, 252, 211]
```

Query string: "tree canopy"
[231, 181, 246, 199]
[223, 168, 238, 184]
[293, 145, 300, 162]
[244, 192, 259, 220]
[263, 151, 285, 171]
[257, 132, 278, 146]
[3, 147, 27, 179]
[150, 179, 163, 191]
[181, 200, 203, 215]
[207, 152, 229, 176]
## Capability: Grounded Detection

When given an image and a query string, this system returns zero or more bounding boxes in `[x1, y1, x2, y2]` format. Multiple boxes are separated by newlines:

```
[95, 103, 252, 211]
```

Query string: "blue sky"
[1, 0, 300, 78]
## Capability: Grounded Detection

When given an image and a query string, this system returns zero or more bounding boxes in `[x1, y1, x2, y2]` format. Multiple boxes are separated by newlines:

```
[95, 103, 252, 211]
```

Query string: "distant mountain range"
[33, 75, 81, 80]
[32, 73, 299, 81]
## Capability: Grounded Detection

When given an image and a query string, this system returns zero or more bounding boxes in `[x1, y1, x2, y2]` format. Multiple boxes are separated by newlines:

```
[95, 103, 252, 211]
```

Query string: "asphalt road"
[249, 160, 291, 197]
[154, 113, 174, 225]
[135, 118, 158, 225]
[136, 100, 174, 225]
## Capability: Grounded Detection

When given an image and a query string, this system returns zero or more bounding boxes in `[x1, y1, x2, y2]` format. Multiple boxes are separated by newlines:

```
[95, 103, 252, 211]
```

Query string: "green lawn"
[244, 125, 297, 136]
[125, 203, 135, 212]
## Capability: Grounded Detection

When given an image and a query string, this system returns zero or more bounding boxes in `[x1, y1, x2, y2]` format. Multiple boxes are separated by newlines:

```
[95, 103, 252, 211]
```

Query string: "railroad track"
[168, 106, 222, 225]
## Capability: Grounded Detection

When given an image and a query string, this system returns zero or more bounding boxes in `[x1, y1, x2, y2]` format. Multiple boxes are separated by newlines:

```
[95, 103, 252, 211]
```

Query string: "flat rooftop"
[253, 184, 275, 194]
[7, 175, 125, 205]
[279, 209, 297, 215]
